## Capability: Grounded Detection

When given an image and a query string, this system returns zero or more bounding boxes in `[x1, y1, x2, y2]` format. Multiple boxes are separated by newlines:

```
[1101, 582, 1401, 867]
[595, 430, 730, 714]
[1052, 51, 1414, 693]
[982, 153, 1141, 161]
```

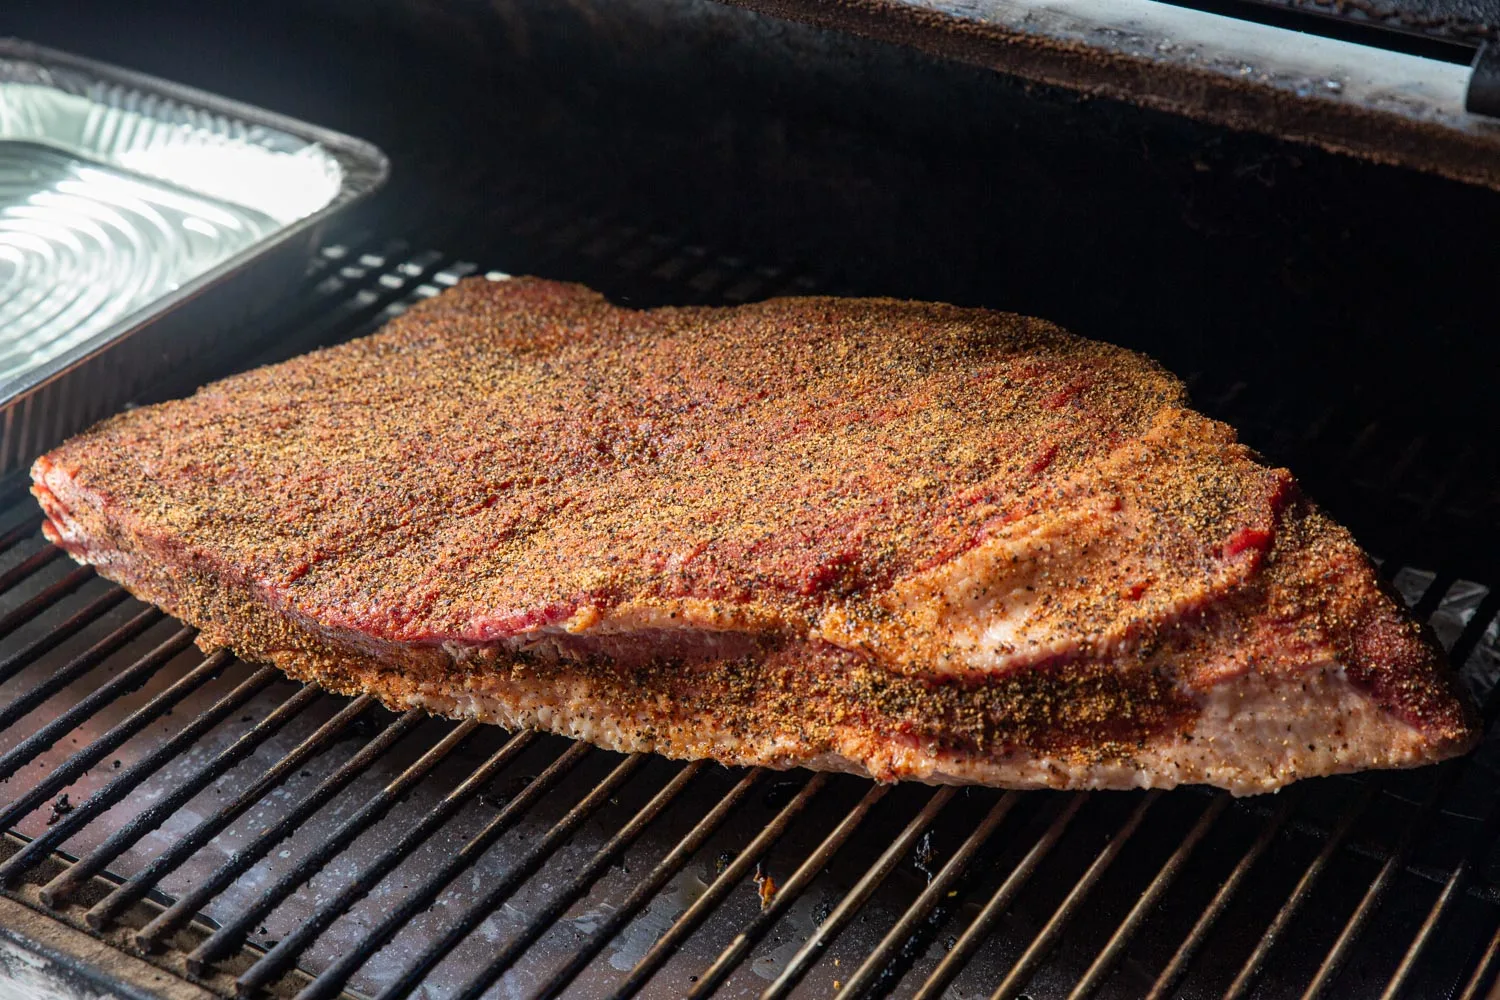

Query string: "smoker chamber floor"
[1, 207, 1499, 1000]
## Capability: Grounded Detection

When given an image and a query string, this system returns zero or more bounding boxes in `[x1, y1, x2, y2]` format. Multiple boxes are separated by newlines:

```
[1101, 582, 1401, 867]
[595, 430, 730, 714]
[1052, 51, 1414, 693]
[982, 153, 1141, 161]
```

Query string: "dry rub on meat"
[31, 277, 1478, 794]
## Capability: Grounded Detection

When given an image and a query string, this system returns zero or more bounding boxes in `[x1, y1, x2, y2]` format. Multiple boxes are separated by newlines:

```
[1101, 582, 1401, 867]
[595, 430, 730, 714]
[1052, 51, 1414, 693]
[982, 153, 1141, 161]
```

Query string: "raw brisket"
[32, 277, 1477, 794]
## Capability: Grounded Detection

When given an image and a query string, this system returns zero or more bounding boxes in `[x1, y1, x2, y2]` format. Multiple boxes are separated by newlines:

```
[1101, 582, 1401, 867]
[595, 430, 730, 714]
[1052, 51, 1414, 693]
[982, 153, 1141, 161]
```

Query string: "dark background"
[6, 0, 1500, 574]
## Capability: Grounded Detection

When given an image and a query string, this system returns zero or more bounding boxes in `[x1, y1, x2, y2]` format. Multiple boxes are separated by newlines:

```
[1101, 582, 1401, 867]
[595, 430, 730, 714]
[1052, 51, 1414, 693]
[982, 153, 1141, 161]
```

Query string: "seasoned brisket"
[31, 277, 1477, 794]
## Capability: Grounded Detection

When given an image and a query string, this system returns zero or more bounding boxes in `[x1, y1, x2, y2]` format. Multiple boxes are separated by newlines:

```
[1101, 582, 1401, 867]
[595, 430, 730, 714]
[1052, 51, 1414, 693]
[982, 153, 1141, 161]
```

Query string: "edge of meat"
[32, 451, 1476, 796]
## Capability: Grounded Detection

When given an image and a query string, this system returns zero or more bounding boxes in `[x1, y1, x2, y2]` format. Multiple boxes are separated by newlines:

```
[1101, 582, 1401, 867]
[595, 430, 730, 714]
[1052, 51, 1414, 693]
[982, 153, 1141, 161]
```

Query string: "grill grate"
[1, 203, 1499, 1000]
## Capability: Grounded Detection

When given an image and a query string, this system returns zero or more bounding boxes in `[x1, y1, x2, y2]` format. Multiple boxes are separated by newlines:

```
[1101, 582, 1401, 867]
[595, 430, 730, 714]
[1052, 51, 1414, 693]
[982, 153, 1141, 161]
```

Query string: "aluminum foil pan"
[0, 38, 386, 476]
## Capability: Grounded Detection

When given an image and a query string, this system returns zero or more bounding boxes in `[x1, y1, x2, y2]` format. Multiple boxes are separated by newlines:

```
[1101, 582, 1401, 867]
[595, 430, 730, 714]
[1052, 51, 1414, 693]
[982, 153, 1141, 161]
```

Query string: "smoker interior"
[3, 1, 1500, 998]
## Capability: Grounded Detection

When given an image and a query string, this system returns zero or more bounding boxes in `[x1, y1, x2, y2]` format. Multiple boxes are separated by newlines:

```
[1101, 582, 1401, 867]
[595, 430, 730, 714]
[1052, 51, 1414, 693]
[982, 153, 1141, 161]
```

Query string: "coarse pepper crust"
[30, 277, 1477, 794]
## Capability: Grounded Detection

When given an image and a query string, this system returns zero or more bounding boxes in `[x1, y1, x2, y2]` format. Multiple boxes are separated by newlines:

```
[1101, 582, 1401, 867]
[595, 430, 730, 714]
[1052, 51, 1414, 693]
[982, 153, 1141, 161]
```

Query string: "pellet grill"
[1, 1, 1499, 998]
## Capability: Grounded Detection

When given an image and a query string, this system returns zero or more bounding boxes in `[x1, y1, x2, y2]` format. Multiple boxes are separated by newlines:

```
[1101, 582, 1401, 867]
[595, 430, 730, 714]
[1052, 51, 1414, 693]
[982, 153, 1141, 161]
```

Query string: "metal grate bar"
[135, 704, 434, 951]
[1459, 919, 1500, 1000]
[0, 583, 124, 687]
[85, 694, 380, 931]
[1223, 784, 1379, 1000]
[0, 544, 63, 595]
[234, 729, 570, 992]
[914, 794, 1089, 1000]
[305, 743, 620, 999]
[337, 738, 593, 999]
[1153, 591, 1489, 999]
[391, 761, 711, 1000]
[0, 565, 94, 641]
[1410, 571, 1458, 621]
[1, 666, 285, 889]
[1290, 595, 1500, 996]
[203, 716, 486, 980]
[840, 792, 1023, 1000]
[1302, 767, 1462, 1000]
[1145, 790, 1300, 1000]
[0, 607, 164, 742]
[276, 728, 546, 1000]
[243, 249, 454, 369]
[608, 772, 831, 1000]
[1068, 793, 1231, 1000]
[389, 753, 650, 1000]
[689, 783, 891, 1000]
[534, 767, 766, 1000]
[0, 646, 229, 835]
[761, 785, 958, 1000]
[0, 516, 44, 554]
[1380, 797, 1500, 999]
[267, 237, 419, 333]
[990, 790, 1163, 1000]
[1449, 593, 1500, 668]
[0, 630, 205, 828]
[37, 679, 319, 904]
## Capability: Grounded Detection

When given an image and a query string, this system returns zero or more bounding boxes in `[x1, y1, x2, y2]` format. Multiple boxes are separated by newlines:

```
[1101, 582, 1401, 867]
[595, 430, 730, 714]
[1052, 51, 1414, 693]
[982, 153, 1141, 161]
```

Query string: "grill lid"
[721, 0, 1500, 191]
[1238, 0, 1500, 42]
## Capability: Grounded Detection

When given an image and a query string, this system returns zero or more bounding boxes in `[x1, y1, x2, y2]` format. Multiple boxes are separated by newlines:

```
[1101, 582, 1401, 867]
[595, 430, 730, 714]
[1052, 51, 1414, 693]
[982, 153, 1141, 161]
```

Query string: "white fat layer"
[973, 586, 1049, 660]
[404, 657, 1429, 797]
[35, 456, 1449, 797]
[893, 523, 1081, 671]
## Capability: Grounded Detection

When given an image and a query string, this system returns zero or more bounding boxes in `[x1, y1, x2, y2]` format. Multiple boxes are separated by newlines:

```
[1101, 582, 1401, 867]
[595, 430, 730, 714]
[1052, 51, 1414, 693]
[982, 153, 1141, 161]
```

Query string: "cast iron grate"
[1, 198, 1499, 1000]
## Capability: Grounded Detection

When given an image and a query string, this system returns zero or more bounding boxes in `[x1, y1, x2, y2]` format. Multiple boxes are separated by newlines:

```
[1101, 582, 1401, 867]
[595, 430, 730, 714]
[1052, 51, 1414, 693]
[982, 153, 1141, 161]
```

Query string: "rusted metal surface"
[718, 0, 1500, 189]
[1243, 0, 1500, 41]
[0, 894, 217, 1000]
[251, 0, 1500, 188]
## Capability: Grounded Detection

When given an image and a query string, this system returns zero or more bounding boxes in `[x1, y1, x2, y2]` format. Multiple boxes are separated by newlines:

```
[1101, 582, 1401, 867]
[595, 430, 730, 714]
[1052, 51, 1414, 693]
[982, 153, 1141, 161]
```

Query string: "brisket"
[31, 277, 1477, 794]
